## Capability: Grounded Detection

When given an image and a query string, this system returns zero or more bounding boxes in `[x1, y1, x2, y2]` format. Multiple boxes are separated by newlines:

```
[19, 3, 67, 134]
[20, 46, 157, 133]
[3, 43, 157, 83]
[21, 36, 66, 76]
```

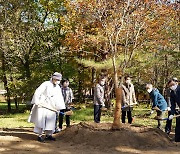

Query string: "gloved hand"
[150, 110, 154, 114]
[169, 115, 174, 120]
[145, 110, 154, 116]
[167, 107, 171, 111]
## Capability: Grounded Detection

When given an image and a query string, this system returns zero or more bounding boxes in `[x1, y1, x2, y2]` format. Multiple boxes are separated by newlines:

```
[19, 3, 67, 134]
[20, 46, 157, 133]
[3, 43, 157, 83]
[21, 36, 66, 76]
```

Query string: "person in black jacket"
[167, 78, 180, 142]
[165, 78, 179, 135]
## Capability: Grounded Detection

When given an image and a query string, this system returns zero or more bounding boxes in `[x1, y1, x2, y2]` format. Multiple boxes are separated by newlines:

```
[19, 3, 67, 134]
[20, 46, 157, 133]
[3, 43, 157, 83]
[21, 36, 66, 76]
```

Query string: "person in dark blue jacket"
[167, 79, 180, 142]
[146, 84, 167, 129]
[165, 77, 179, 135]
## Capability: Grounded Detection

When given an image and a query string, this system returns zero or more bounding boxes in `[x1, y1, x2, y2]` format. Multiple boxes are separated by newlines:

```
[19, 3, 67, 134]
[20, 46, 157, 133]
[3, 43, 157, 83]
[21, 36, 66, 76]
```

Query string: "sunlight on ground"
[115, 146, 142, 153]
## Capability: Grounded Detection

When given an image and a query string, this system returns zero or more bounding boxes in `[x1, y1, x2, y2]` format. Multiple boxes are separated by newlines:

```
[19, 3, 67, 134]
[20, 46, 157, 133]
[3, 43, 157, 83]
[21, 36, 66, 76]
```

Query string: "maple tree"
[61, 0, 179, 128]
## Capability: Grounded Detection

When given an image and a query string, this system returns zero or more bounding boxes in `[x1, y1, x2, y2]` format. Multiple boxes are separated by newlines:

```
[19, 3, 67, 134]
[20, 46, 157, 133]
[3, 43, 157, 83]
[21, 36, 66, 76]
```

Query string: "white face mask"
[170, 85, 177, 91]
[100, 81, 105, 86]
[55, 81, 60, 85]
[147, 88, 152, 93]
[126, 79, 131, 84]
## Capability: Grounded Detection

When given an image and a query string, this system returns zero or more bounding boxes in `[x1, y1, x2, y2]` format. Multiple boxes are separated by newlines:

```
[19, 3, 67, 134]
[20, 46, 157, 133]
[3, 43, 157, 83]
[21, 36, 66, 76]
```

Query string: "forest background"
[0, 0, 179, 113]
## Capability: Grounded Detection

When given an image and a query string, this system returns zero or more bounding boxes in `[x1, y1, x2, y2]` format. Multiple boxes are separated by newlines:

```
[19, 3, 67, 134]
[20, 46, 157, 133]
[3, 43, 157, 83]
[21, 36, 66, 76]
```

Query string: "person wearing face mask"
[121, 76, 137, 124]
[28, 72, 65, 142]
[146, 84, 167, 129]
[94, 76, 106, 123]
[167, 78, 180, 142]
[165, 77, 179, 135]
[59, 79, 74, 129]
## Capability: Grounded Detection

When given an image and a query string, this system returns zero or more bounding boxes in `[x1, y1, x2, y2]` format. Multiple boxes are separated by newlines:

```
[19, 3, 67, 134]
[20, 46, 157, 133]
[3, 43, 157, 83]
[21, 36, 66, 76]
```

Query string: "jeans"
[94, 105, 102, 123]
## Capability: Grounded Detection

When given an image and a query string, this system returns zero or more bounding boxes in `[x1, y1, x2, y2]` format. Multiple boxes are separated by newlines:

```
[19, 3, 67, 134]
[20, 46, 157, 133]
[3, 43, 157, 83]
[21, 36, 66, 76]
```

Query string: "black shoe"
[45, 135, 56, 141]
[165, 130, 170, 135]
[37, 136, 45, 142]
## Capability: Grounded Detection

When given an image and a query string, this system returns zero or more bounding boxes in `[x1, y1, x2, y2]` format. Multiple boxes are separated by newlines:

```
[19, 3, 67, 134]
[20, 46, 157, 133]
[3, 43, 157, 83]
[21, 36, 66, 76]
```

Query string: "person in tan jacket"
[121, 76, 137, 124]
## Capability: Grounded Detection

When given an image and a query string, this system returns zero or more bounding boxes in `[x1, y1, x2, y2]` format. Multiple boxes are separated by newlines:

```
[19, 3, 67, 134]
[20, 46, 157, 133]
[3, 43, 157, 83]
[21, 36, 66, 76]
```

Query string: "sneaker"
[54, 128, 61, 134]
[45, 135, 56, 141]
[165, 130, 170, 135]
[37, 136, 45, 142]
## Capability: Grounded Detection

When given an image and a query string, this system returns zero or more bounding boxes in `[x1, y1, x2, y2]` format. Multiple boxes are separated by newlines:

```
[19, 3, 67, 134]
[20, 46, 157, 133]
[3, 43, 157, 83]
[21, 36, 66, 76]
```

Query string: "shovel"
[39, 103, 73, 115]
[60, 110, 73, 116]
[154, 114, 180, 121]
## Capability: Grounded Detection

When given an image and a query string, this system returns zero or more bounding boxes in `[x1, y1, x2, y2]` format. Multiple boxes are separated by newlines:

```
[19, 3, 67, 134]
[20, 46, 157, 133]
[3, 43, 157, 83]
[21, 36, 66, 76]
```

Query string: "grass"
[0, 102, 34, 128]
[0, 102, 176, 129]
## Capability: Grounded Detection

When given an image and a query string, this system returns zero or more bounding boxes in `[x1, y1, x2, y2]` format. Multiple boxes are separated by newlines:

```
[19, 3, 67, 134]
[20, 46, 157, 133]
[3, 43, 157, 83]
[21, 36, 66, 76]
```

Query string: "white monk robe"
[28, 80, 65, 134]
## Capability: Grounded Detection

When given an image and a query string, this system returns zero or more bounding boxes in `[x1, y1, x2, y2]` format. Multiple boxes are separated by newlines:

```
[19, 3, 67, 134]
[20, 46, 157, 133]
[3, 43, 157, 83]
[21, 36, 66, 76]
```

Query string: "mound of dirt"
[0, 123, 180, 154]
[57, 122, 180, 153]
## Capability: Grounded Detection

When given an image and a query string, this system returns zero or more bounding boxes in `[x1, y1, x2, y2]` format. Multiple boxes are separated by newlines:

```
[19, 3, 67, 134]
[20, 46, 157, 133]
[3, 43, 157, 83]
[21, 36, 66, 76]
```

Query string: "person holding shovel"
[59, 79, 74, 130]
[146, 84, 167, 130]
[165, 77, 179, 135]
[167, 79, 180, 142]
[121, 76, 137, 124]
[28, 72, 65, 142]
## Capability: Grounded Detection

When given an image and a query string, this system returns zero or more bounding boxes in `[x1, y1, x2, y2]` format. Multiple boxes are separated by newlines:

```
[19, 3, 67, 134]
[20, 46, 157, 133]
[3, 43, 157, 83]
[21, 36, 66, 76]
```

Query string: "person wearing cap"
[167, 78, 180, 142]
[28, 72, 65, 142]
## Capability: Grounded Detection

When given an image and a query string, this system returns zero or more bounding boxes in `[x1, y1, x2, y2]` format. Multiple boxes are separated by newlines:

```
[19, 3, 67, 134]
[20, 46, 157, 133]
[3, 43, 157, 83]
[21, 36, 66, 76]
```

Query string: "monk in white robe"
[28, 72, 65, 142]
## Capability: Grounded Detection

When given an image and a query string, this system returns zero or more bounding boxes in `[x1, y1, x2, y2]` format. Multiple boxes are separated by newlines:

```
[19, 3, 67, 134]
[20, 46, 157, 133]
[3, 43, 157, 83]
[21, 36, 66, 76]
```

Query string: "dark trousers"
[55, 112, 58, 130]
[59, 109, 70, 129]
[94, 105, 102, 123]
[175, 116, 180, 142]
[165, 111, 172, 133]
[122, 110, 132, 124]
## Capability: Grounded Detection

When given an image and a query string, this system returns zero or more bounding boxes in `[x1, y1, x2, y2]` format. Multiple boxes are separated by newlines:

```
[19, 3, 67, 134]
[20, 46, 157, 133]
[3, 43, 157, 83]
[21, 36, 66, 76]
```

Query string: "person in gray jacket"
[59, 79, 74, 129]
[121, 76, 137, 124]
[94, 76, 106, 123]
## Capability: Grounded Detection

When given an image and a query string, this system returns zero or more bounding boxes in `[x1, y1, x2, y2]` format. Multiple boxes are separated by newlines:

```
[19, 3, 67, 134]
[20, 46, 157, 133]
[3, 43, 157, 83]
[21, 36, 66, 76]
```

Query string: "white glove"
[167, 107, 171, 111]
[169, 115, 174, 120]
[150, 110, 154, 114]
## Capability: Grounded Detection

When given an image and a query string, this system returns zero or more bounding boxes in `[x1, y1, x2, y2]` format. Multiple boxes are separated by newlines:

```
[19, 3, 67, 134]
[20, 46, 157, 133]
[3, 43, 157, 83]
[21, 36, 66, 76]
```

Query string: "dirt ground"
[0, 122, 180, 154]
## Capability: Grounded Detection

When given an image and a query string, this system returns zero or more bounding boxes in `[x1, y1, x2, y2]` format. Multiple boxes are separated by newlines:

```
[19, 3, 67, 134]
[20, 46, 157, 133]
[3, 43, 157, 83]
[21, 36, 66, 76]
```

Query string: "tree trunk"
[10, 74, 18, 110]
[24, 55, 31, 78]
[112, 87, 122, 130]
[78, 64, 84, 102]
[112, 55, 122, 129]
[1, 51, 11, 112]
[91, 67, 96, 97]
[105, 78, 113, 109]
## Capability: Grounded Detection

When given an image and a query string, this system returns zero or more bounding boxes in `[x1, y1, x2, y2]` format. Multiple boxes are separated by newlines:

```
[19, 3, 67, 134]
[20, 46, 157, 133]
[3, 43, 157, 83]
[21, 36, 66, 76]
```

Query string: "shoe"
[54, 128, 61, 134]
[157, 126, 163, 131]
[45, 135, 56, 141]
[165, 130, 170, 135]
[37, 136, 45, 142]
